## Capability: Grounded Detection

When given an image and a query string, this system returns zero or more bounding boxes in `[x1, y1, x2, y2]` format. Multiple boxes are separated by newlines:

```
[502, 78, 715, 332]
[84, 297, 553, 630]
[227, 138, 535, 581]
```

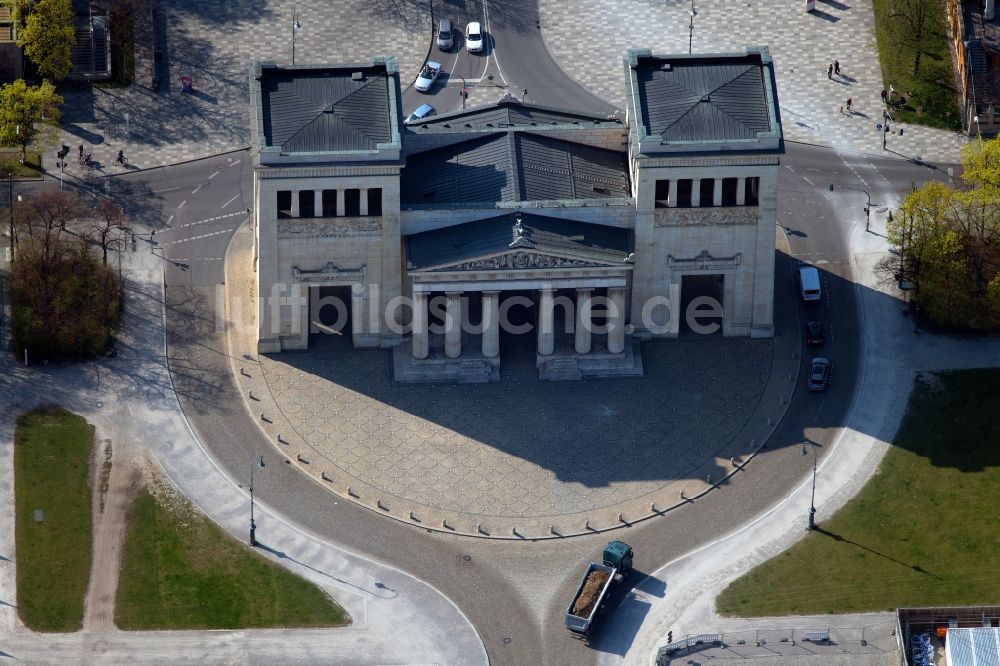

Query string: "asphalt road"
[402, 0, 615, 118]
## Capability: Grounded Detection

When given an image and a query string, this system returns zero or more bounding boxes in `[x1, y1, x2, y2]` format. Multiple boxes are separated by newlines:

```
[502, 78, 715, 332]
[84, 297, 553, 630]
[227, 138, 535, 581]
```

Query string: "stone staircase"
[70, 12, 110, 79]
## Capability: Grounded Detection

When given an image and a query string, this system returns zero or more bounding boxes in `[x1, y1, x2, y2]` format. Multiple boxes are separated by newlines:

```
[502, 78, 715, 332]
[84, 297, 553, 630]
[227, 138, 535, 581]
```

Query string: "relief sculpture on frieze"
[433, 251, 607, 272]
[278, 217, 382, 238]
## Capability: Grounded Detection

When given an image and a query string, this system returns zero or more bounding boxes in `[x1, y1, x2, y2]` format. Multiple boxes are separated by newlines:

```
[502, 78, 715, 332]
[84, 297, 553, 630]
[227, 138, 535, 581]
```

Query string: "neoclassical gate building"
[249, 47, 783, 381]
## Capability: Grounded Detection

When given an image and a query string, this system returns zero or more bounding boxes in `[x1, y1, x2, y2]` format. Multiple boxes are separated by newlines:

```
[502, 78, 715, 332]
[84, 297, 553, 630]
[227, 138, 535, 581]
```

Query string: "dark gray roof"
[409, 97, 624, 131]
[635, 55, 773, 142]
[400, 133, 629, 206]
[964, 3, 1000, 103]
[260, 68, 392, 152]
[405, 212, 632, 270]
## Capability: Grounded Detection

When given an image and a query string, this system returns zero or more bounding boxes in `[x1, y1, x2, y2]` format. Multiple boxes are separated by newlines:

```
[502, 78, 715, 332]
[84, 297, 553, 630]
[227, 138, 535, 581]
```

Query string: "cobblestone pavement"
[56, 0, 431, 173]
[539, 0, 969, 164]
[225, 224, 801, 539]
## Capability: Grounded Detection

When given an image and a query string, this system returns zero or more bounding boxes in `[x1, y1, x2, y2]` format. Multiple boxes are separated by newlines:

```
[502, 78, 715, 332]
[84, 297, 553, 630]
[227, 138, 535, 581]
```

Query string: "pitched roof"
[400, 133, 629, 206]
[405, 212, 632, 270]
[408, 96, 624, 132]
[259, 68, 393, 152]
[628, 49, 781, 147]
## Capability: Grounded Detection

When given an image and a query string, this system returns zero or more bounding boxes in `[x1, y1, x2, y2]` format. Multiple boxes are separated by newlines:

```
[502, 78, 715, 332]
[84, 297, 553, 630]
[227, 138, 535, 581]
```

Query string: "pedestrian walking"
[834, 60, 840, 76]
[827, 63, 833, 79]
[115, 149, 125, 165]
[881, 89, 888, 103]
[78, 144, 84, 160]
[846, 97, 853, 113]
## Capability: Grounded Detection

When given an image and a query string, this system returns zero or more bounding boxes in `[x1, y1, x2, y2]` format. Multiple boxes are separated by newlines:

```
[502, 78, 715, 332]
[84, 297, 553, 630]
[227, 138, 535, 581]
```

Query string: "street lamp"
[688, 0, 697, 55]
[802, 444, 818, 529]
[291, 9, 302, 66]
[249, 455, 265, 546]
[829, 183, 872, 231]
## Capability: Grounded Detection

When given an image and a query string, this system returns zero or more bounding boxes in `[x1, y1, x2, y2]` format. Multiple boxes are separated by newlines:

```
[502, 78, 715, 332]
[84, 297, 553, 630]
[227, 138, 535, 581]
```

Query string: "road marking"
[221, 194, 239, 209]
[802, 176, 814, 186]
[168, 210, 246, 230]
[208, 170, 220, 180]
[153, 186, 179, 193]
[167, 215, 174, 225]
[783, 165, 796, 172]
[192, 184, 202, 195]
[178, 200, 187, 209]
[169, 257, 224, 261]
[167, 228, 238, 244]
[228, 159, 241, 167]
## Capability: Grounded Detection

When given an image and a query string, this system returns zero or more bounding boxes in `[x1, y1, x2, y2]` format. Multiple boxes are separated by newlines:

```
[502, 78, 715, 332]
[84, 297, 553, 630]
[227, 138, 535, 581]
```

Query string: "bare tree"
[88, 198, 128, 266]
[895, 0, 934, 76]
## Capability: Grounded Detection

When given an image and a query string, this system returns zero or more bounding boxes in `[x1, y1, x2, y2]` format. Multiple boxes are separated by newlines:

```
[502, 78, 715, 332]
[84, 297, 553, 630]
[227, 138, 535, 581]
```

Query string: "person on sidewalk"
[846, 97, 853, 113]
[834, 60, 840, 76]
[881, 89, 888, 103]
[115, 149, 125, 166]
[828, 63, 833, 79]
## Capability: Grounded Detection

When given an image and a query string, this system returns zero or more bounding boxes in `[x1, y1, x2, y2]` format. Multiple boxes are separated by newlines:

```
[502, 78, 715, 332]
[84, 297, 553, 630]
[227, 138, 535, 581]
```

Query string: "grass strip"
[15, 408, 94, 632]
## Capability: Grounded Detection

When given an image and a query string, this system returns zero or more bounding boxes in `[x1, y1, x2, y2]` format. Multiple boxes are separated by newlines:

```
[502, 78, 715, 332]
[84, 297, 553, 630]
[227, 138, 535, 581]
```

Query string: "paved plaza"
[539, 0, 967, 163]
[226, 225, 799, 539]
[56, 0, 432, 171]
[47, 0, 968, 176]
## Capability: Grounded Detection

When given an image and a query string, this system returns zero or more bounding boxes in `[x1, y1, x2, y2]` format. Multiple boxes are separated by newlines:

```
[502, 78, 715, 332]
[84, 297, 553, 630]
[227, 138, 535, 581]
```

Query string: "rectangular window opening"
[721, 178, 738, 206]
[344, 189, 361, 217]
[367, 188, 383, 216]
[699, 179, 715, 207]
[744, 177, 760, 206]
[654, 179, 670, 208]
[676, 179, 693, 208]
[277, 190, 292, 219]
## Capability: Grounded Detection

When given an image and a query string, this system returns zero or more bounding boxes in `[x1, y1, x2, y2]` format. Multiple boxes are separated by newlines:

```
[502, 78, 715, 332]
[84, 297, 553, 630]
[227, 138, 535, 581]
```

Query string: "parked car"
[466, 22, 484, 53]
[415, 61, 442, 92]
[808, 357, 830, 392]
[404, 103, 435, 125]
[437, 19, 453, 50]
[805, 321, 824, 347]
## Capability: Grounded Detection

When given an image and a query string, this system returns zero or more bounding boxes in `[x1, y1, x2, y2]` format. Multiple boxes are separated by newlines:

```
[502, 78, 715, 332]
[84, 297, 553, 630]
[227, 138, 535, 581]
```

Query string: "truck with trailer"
[564, 540, 634, 635]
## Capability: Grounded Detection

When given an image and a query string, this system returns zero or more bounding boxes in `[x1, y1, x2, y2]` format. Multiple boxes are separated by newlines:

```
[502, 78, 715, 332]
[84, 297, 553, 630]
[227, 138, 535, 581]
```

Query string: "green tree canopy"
[961, 137, 1000, 192]
[0, 79, 62, 161]
[4, 0, 75, 81]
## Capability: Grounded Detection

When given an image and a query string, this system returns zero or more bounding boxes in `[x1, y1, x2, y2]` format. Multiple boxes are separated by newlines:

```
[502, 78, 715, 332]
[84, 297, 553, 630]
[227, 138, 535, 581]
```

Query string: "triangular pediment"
[416, 249, 625, 273]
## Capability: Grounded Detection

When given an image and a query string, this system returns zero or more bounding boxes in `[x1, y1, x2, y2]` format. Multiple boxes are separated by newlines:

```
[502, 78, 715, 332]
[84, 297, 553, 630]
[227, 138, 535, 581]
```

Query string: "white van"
[799, 266, 821, 302]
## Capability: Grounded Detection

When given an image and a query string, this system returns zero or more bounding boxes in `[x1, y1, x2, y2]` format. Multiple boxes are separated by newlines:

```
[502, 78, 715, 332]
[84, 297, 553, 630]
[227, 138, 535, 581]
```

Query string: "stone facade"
[250, 49, 783, 374]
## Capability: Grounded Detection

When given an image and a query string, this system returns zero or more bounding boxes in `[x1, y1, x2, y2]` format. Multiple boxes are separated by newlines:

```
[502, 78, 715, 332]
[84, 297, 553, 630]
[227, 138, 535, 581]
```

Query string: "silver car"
[437, 19, 453, 50]
[807, 357, 830, 392]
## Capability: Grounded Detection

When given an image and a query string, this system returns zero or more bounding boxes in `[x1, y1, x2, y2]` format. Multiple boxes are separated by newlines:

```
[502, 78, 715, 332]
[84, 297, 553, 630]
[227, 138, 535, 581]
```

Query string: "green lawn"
[717, 369, 1000, 616]
[0, 151, 43, 178]
[15, 408, 94, 632]
[871, 0, 961, 130]
[115, 485, 350, 630]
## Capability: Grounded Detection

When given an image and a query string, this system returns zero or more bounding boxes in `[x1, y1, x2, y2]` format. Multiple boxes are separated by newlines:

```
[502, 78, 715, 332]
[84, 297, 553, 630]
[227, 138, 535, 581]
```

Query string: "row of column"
[411, 287, 628, 360]
[288, 188, 370, 218]
[665, 177, 750, 207]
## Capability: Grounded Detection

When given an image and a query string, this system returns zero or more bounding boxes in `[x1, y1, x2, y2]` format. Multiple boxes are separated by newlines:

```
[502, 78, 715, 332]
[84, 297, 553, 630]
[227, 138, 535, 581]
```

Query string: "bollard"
[410, 511, 420, 523]
[550, 525, 561, 536]
[618, 513, 628, 525]
[512, 527, 522, 538]
[277, 434, 288, 445]
[347, 487, 360, 498]
[260, 413, 271, 423]
[478, 523, 489, 535]
[377, 499, 388, 511]
[442, 519, 454, 530]
[296, 453, 309, 464]
[321, 470, 331, 482]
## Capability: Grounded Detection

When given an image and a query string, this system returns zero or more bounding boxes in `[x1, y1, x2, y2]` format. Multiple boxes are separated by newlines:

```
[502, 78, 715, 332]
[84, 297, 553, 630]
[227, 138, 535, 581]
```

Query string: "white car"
[414, 61, 441, 92]
[404, 103, 435, 125]
[466, 22, 484, 53]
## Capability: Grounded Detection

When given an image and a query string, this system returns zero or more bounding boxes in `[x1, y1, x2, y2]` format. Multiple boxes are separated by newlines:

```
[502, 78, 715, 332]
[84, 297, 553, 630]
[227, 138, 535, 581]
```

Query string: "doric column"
[607, 286, 627, 354]
[444, 291, 462, 359]
[481, 291, 500, 358]
[290, 190, 300, 218]
[359, 189, 369, 216]
[691, 178, 701, 207]
[336, 190, 346, 217]
[668, 179, 678, 208]
[350, 283, 364, 347]
[315, 190, 324, 217]
[574, 288, 592, 355]
[411, 290, 428, 359]
[713, 178, 722, 206]
[736, 177, 747, 206]
[537, 287, 555, 356]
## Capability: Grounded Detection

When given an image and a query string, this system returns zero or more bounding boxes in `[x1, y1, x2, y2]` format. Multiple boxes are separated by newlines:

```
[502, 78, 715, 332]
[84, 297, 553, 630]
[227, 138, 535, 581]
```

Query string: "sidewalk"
[539, 0, 968, 164]
[0, 243, 486, 663]
[592, 210, 1000, 664]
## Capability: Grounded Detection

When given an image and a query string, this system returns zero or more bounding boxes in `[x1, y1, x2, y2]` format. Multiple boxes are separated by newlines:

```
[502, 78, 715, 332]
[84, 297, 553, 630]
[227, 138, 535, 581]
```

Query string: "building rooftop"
[405, 212, 632, 271]
[400, 132, 630, 207]
[406, 95, 624, 132]
[626, 48, 782, 153]
[251, 60, 401, 159]
[963, 1, 1000, 104]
